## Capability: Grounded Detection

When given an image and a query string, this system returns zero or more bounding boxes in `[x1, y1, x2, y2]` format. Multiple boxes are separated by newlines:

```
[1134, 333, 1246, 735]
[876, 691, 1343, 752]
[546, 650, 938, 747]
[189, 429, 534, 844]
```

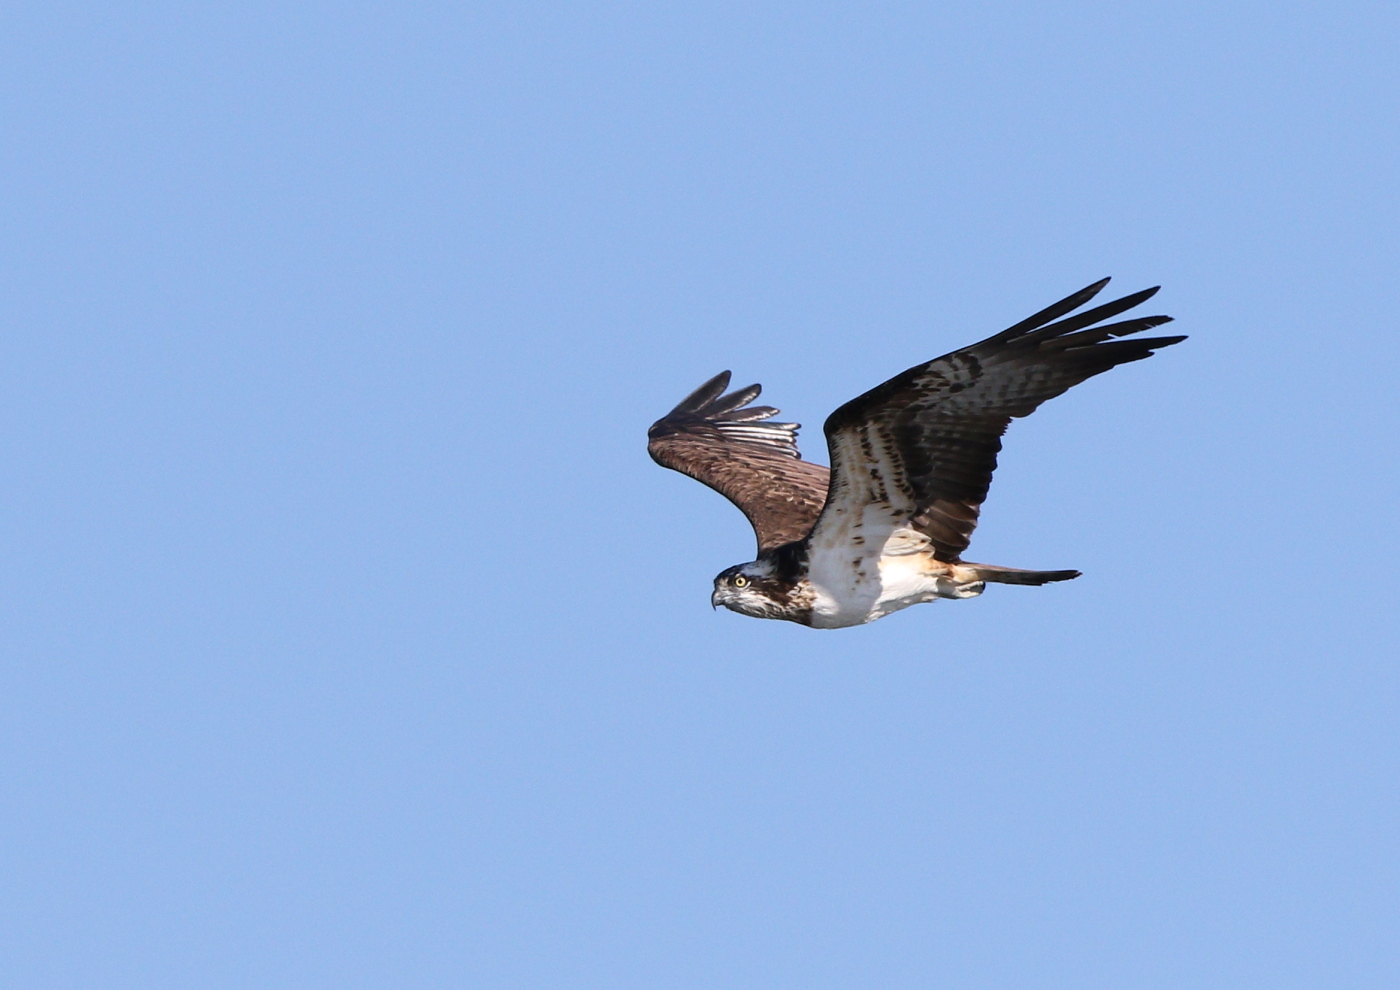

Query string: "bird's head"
[711, 560, 792, 620]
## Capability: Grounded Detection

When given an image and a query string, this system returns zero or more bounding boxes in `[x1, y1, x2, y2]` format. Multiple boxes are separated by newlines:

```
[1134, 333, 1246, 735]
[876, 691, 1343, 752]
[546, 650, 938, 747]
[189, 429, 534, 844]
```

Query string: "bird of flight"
[647, 279, 1185, 628]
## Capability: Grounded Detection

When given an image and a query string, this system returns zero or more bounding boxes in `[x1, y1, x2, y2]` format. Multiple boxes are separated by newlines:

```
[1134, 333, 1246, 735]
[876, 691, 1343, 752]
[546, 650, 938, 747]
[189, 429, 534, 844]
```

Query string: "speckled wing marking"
[811, 278, 1187, 563]
[648, 371, 831, 553]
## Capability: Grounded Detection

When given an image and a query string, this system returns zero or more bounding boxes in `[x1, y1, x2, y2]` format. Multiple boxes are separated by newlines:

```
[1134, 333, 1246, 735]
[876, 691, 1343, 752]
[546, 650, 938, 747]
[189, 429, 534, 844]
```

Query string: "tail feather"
[965, 563, 1081, 586]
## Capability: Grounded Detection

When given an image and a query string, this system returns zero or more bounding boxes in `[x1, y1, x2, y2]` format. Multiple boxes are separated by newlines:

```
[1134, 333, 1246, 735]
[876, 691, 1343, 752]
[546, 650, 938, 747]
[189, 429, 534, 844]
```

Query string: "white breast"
[805, 526, 949, 628]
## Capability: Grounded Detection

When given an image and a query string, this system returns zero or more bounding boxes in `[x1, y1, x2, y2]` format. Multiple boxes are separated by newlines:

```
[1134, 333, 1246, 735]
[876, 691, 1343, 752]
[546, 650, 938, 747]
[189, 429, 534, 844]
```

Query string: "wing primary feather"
[704, 383, 763, 416]
[667, 371, 732, 416]
[1042, 315, 1174, 350]
[713, 405, 781, 422]
[984, 277, 1111, 344]
[1058, 335, 1187, 362]
[1016, 286, 1161, 345]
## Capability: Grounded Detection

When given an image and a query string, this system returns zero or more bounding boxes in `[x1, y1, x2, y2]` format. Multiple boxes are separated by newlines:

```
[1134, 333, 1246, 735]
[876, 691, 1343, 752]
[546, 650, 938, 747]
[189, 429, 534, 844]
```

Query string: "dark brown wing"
[648, 371, 831, 553]
[812, 279, 1186, 562]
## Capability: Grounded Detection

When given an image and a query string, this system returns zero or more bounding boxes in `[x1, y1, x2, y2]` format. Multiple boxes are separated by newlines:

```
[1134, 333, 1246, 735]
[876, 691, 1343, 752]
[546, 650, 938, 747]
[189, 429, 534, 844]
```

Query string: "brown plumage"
[648, 279, 1186, 627]
[647, 372, 830, 551]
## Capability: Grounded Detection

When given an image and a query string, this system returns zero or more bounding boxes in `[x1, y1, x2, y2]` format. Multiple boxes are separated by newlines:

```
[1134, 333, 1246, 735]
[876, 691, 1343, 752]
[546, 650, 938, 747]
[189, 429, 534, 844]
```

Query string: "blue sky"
[1, 2, 1397, 987]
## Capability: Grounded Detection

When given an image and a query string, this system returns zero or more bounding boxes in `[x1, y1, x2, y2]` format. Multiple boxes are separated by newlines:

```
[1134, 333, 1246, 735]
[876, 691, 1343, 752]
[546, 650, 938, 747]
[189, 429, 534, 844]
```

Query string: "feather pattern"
[812, 278, 1185, 563]
[648, 372, 831, 552]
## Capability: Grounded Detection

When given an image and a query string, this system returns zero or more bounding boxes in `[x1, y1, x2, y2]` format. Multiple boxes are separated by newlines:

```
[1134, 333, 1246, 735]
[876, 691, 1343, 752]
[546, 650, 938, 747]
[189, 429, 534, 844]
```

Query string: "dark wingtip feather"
[706, 383, 764, 416]
[1111, 314, 1174, 336]
[1065, 335, 1187, 366]
[1041, 315, 1175, 350]
[668, 371, 731, 416]
[1016, 286, 1165, 346]
[987, 278, 1112, 343]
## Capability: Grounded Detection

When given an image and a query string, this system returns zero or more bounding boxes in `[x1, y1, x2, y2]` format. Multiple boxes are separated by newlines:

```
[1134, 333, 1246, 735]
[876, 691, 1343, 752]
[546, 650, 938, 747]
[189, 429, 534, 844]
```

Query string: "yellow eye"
[733, 575, 749, 588]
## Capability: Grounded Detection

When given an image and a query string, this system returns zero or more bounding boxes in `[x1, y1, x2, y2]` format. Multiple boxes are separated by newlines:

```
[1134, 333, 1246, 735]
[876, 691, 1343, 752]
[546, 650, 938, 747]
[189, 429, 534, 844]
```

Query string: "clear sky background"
[2, 2, 1398, 987]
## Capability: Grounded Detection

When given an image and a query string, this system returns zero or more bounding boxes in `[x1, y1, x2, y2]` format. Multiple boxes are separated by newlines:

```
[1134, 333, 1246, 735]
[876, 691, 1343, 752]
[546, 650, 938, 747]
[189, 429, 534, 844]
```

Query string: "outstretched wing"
[809, 278, 1186, 564]
[648, 371, 831, 553]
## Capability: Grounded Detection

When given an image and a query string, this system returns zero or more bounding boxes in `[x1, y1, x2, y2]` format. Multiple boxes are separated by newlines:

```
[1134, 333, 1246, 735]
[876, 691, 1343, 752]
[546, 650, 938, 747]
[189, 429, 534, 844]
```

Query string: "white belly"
[805, 549, 984, 628]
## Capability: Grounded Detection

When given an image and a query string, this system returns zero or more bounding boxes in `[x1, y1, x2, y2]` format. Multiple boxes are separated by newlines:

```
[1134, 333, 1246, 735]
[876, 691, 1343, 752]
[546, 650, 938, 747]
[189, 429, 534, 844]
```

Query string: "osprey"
[647, 279, 1185, 628]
